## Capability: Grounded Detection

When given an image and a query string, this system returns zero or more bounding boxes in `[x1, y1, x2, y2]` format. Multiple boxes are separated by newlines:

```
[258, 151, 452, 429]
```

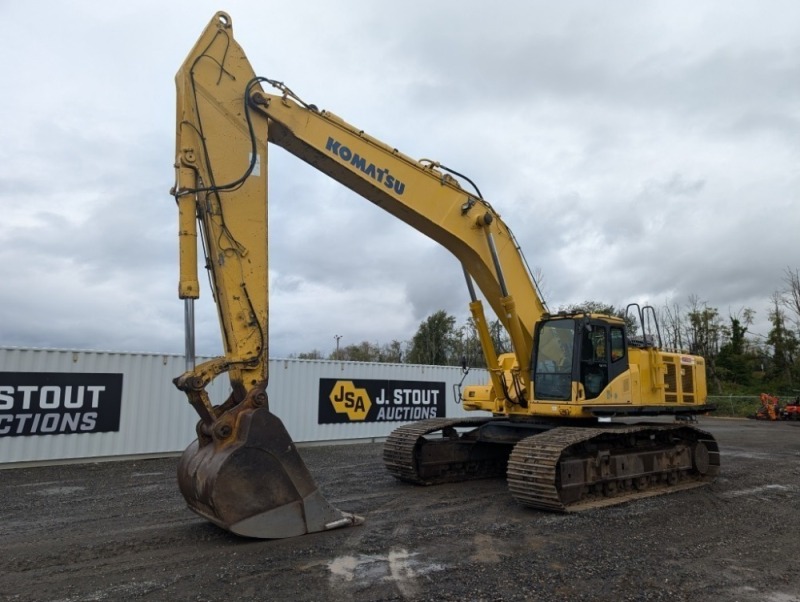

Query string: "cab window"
[610, 327, 625, 362]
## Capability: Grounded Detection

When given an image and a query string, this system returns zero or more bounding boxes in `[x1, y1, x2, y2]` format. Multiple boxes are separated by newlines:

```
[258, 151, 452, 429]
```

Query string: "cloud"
[0, 0, 798, 361]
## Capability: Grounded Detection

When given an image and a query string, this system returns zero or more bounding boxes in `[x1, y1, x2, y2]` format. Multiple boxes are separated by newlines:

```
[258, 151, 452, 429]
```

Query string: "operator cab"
[531, 314, 628, 402]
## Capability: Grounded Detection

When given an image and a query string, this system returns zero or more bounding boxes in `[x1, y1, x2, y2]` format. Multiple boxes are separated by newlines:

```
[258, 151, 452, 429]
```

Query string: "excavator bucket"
[177, 396, 363, 539]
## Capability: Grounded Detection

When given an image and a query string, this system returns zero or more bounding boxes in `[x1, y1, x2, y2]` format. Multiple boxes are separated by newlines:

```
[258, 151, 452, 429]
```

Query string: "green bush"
[707, 395, 760, 418]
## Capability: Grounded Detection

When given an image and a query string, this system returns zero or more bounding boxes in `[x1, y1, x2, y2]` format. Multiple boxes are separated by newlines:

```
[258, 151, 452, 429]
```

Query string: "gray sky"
[1, 0, 798, 358]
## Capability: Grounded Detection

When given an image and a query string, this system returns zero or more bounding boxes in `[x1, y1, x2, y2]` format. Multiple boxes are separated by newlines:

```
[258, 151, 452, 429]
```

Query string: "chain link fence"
[708, 395, 761, 418]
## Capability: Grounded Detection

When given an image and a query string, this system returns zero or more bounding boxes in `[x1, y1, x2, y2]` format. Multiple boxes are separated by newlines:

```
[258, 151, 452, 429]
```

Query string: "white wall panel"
[0, 348, 226, 465]
[0, 348, 490, 466]
[267, 358, 486, 443]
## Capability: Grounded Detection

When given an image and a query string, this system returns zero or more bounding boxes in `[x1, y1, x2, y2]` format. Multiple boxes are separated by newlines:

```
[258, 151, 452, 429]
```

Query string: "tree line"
[295, 309, 513, 369]
[294, 267, 800, 396]
[655, 267, 800, 396]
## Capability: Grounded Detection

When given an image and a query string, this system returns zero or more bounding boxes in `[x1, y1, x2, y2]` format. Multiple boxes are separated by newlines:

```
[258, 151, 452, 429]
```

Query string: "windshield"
[533, 319, 575, 401]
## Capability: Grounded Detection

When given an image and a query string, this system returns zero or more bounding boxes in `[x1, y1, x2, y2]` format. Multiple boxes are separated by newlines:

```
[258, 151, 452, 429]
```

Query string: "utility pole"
[334, 334, 342, 360]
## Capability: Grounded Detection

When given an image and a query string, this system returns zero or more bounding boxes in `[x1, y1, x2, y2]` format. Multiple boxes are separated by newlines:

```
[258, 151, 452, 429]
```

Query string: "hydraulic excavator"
[171, 12, 720, 538]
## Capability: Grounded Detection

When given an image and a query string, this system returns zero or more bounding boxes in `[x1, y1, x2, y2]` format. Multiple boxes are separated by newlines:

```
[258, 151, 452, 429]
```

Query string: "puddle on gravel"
[723, 450, 779, 461]
[34, 486, 86, 496]
[766, 593, 800, 602]
[722, 484, 791, 498]
[735, 587, 800, 602]
[327, 548, 446, 595]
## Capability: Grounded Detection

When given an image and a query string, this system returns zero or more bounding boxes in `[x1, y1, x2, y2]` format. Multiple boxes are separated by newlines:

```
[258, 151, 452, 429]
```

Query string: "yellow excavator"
[171, 12, 720, 538]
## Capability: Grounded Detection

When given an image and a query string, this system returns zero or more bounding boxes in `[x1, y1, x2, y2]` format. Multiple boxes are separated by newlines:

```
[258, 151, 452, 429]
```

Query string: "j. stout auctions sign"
[318, 378, 446, 424]
[0, 372, 123, 437]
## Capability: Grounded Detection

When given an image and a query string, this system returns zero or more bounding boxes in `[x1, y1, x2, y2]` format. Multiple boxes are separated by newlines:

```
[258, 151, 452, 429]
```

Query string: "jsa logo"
[329, 381, 372, 421]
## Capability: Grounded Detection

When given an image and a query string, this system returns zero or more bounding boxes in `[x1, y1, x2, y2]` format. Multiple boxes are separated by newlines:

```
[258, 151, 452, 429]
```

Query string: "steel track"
[384, 420, 720, 512]
[506, 424, 720, 511]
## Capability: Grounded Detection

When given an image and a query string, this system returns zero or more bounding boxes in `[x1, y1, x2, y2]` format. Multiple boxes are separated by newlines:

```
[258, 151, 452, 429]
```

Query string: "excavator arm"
[172, 12, 363, 538]
[173, 11, 269, 412]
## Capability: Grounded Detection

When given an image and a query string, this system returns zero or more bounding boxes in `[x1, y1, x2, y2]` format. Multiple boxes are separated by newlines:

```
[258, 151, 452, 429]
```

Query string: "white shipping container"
[0, 348, 490, 466]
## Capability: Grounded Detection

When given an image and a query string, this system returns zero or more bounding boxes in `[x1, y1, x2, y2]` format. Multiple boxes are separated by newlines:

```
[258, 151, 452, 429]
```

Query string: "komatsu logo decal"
[325, 137, 406, 196]
[318, 378, 445, 424]
[0, 372, 123, 437]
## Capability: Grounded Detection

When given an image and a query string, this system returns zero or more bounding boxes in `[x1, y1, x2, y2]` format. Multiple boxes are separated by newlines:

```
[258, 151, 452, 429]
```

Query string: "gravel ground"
[1, 417, 799, 602]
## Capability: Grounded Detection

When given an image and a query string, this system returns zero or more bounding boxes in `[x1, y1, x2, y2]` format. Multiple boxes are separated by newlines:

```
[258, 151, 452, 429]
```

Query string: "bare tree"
[530, 265, 550, 309]
[767, 290, 798, 387]
[781, 266, 800, 330]
[683, 294, 724, 392]
[660, 299, 685, 351]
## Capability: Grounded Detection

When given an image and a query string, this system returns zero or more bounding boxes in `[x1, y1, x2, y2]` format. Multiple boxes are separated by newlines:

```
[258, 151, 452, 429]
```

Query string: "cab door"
[580, 321, 629, 399]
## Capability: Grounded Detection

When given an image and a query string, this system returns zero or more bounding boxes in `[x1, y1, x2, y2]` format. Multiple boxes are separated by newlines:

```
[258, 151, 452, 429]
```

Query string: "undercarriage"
[384, 417, 720, 511]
